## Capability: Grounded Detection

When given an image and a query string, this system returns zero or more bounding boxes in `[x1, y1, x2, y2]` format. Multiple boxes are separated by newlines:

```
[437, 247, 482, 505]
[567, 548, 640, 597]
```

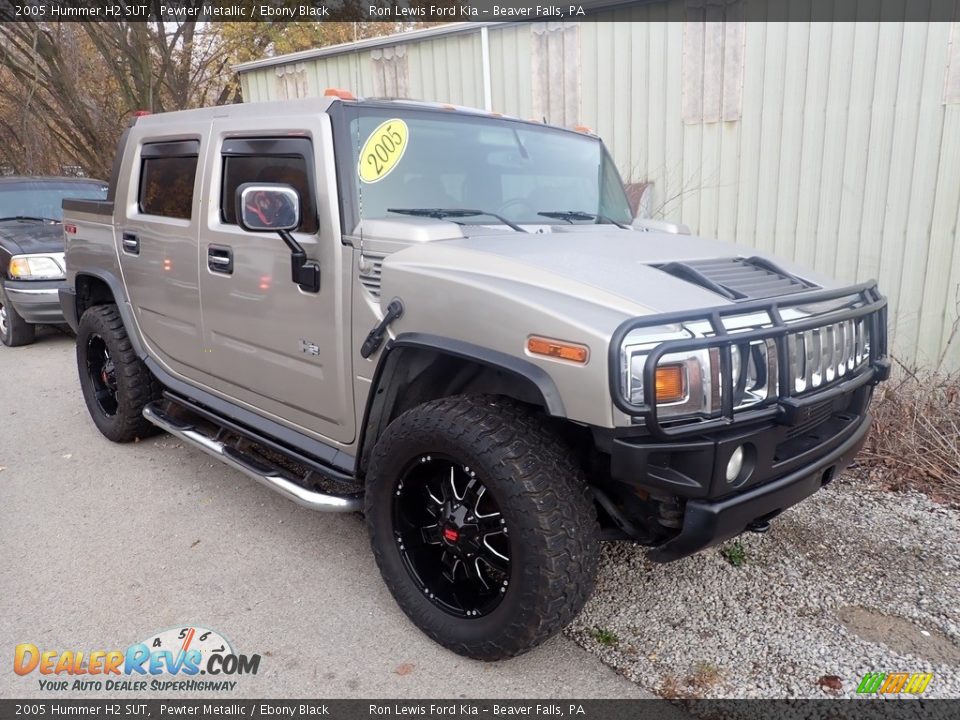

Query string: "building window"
[220, 138, 318, 235]
[682, 0, 745, 123]
[138, 141, 199, 220]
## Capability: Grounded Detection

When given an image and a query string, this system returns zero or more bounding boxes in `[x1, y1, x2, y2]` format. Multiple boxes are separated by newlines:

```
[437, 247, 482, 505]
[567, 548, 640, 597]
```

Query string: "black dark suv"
[0, 176, 107, 346]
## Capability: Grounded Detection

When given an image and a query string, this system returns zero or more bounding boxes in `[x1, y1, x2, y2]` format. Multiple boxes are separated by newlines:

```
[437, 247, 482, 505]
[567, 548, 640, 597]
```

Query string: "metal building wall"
[237, 13, 960, 370]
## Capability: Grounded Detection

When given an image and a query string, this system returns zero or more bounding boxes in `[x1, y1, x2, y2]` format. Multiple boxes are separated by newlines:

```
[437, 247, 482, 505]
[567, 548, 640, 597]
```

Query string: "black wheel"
[76, 304, 160, 442]
[0, 287, 36, 347]
[366, 395, 600, 660]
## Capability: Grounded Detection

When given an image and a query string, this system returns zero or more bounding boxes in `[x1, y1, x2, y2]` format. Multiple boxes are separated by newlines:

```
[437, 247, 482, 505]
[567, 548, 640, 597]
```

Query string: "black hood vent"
[654, 256, 817, 301]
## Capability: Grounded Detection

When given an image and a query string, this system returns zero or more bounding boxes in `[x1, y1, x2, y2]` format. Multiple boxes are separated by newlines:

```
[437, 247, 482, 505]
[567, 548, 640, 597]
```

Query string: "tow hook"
[747, 520, 771, 534]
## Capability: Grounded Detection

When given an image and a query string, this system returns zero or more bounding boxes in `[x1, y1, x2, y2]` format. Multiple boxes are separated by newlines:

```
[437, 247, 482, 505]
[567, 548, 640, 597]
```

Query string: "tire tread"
[366, 394, 599, 661]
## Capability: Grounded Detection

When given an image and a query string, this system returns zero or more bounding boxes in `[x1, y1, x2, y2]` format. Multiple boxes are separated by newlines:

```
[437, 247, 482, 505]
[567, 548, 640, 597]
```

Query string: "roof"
[131, 96, 337, 126]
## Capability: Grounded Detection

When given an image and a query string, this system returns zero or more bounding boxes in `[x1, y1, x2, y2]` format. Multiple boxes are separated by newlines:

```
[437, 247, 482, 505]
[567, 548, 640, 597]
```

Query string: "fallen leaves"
[818, 675, 843, 693]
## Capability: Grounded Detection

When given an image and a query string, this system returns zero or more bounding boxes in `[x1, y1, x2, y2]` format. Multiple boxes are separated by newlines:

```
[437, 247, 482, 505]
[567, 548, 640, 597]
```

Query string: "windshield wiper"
[537, 211, 630, 229]
[0, 215, 60, 223]
[387, 208, 529, 233]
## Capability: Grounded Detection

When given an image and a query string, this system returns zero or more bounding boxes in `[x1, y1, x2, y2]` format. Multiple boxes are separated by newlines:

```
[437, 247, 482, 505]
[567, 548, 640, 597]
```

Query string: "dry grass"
[860, 365, 960, 507]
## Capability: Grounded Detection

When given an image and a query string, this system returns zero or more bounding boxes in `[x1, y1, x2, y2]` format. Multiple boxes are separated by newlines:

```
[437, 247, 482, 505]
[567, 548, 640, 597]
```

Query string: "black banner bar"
[0, 700, 958, 720]
[0, 0, 958, 24]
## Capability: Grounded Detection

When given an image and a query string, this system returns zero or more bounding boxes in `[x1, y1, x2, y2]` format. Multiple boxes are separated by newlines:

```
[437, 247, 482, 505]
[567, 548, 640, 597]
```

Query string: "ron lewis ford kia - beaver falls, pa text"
[59, 95, 890, 660]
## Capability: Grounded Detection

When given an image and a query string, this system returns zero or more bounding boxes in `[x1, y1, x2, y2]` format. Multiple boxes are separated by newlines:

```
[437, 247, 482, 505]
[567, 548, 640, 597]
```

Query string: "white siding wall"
[238, 14, 960, 371]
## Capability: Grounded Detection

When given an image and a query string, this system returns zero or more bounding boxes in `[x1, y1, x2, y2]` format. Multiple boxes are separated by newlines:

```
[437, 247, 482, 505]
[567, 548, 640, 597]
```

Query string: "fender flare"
[356, 332, 566, 475]
[69, 270, 147, 357]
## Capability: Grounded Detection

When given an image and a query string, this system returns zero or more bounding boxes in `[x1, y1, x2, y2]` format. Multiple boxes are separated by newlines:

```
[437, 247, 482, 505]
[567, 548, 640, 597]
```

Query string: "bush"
[859, 366, 960, 506]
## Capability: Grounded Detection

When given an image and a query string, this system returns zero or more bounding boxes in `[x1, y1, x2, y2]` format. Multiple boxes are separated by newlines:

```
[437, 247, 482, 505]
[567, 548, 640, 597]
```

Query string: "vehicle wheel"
[0, 288, 37, 347]
[76, 304, 160, 442]
[366, 395, 600, 660]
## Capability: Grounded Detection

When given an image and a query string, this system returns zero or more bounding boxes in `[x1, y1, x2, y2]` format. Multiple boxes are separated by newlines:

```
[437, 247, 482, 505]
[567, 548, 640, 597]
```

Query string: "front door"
[197, 120, 354, 445]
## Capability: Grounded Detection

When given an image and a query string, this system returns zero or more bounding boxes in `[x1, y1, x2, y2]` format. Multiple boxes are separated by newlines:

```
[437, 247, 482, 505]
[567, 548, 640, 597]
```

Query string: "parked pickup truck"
[0, 176, 107, 346]
[60, 95, 889, 660]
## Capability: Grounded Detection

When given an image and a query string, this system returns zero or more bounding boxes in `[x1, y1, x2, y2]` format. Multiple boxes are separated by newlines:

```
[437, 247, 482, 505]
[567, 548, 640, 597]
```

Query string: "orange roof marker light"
[324, 88, 355, 100]
[573, 124, 595, 135]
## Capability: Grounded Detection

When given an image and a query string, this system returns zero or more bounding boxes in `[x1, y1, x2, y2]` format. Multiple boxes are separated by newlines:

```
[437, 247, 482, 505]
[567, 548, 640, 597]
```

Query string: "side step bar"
[143, 403, 362, 513]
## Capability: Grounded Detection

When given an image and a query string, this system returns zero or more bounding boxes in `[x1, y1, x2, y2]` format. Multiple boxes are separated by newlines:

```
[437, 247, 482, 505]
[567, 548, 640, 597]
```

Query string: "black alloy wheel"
[86, 334, 119, 416]
[393, 454, 510, 618]
[76, 304, 160, 442]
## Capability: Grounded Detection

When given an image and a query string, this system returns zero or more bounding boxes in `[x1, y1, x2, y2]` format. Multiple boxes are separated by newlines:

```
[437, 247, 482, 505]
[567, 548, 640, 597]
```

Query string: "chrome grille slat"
[786, 317, 869, 397]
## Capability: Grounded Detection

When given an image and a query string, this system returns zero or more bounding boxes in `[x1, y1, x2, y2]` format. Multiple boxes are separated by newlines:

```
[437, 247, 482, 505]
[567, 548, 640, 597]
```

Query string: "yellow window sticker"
[358, 119, 409, 184]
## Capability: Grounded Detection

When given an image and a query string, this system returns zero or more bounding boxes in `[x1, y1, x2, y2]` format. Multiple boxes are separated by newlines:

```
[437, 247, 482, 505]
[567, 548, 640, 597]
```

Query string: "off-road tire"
[366, 394, 600, 660]
[0, 287, 36, 347]
[76, 304, 161, 442]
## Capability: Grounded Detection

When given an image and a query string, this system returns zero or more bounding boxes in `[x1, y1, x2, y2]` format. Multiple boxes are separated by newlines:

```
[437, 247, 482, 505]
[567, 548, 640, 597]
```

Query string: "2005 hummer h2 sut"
[60, 95, 890, 660]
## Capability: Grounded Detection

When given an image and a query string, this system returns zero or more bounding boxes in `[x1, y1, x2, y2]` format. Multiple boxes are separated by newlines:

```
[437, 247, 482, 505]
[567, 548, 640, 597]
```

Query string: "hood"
[0, 219, 64, 255]
[383, 225, 836, 318]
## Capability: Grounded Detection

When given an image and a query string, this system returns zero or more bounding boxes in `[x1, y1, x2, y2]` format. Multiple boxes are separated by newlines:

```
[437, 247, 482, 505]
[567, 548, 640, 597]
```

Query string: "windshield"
[343, 107, 632, 229]
[0, 181, 108, 221]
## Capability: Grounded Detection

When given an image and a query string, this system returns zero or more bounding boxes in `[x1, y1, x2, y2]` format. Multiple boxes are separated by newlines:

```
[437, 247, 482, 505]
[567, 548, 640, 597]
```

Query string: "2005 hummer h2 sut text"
[60, 95, 890, 660]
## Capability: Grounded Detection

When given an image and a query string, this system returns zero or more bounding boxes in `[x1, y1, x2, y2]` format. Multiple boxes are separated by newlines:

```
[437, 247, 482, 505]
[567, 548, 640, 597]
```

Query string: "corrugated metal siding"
[407, 33, 484, 106]
[238, 14, 960, 371]
[584, 17, 959, 370]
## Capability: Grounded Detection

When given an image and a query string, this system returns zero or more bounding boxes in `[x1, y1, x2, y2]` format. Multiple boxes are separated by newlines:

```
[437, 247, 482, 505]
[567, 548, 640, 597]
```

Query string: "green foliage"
[721, 539, 747, 567]
[592, 627, 618, 647]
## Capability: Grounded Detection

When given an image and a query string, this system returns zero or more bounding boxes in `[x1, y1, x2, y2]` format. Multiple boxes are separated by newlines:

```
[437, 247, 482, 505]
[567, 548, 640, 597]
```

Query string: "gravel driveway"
[566, 473, 960, 698]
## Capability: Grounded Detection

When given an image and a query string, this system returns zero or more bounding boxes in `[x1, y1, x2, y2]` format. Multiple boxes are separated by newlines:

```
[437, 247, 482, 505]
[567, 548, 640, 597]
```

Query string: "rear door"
[118, 137, 205, 376]
[197, 118, 354, 445]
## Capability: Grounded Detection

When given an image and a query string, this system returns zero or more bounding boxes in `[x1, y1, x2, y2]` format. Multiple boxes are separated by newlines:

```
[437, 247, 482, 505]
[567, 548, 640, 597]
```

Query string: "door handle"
[207, 245, 233, 274]
[121, 232, 140, 255]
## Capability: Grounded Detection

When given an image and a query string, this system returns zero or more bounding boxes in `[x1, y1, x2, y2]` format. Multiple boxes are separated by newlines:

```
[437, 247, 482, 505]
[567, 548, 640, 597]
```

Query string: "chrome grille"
[786, 317, 870, 394]
[358, 253, 385, 298]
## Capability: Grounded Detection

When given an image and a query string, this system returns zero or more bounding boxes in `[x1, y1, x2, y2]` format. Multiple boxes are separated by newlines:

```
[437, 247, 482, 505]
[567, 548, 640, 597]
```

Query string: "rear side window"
[138, 140, 200, 220]
[220, 138, 318, 234]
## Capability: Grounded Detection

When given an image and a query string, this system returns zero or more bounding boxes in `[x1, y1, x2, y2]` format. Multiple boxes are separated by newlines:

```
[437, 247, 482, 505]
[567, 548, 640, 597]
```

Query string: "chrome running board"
[143, 403, 362, 513]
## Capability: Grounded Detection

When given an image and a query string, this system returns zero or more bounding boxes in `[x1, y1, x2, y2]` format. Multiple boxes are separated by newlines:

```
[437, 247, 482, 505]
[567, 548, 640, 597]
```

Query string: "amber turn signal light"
[526, 336, 589, 364]
[655, 364, 686, 403]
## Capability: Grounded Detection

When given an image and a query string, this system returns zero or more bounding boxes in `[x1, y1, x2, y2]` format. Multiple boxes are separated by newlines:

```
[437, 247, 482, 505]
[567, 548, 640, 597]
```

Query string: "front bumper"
[646, 411, 870, 562]
[2, 280, 66, 324]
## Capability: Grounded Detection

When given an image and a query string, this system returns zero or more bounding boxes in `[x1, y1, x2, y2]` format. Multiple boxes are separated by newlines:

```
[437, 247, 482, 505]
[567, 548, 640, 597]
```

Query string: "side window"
[220, 138, 318, 234]
[138, 140, 199, 220]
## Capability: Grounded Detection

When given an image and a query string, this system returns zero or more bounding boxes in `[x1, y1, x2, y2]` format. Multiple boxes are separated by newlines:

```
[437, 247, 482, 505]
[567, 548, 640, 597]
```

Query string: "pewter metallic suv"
[60, 96, 889, 659]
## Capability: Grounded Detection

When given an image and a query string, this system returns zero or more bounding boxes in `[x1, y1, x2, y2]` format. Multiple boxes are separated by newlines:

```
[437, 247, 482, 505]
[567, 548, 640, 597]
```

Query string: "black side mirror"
[235, 182, 319, 293]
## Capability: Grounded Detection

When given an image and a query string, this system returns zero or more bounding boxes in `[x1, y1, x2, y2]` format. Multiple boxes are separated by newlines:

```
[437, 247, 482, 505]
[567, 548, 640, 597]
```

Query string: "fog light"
[726, 446, 745, 483]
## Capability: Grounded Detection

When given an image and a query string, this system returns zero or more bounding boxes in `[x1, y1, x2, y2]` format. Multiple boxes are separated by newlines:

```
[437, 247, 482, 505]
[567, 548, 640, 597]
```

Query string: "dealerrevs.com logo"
[14, 626, 261, 692]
